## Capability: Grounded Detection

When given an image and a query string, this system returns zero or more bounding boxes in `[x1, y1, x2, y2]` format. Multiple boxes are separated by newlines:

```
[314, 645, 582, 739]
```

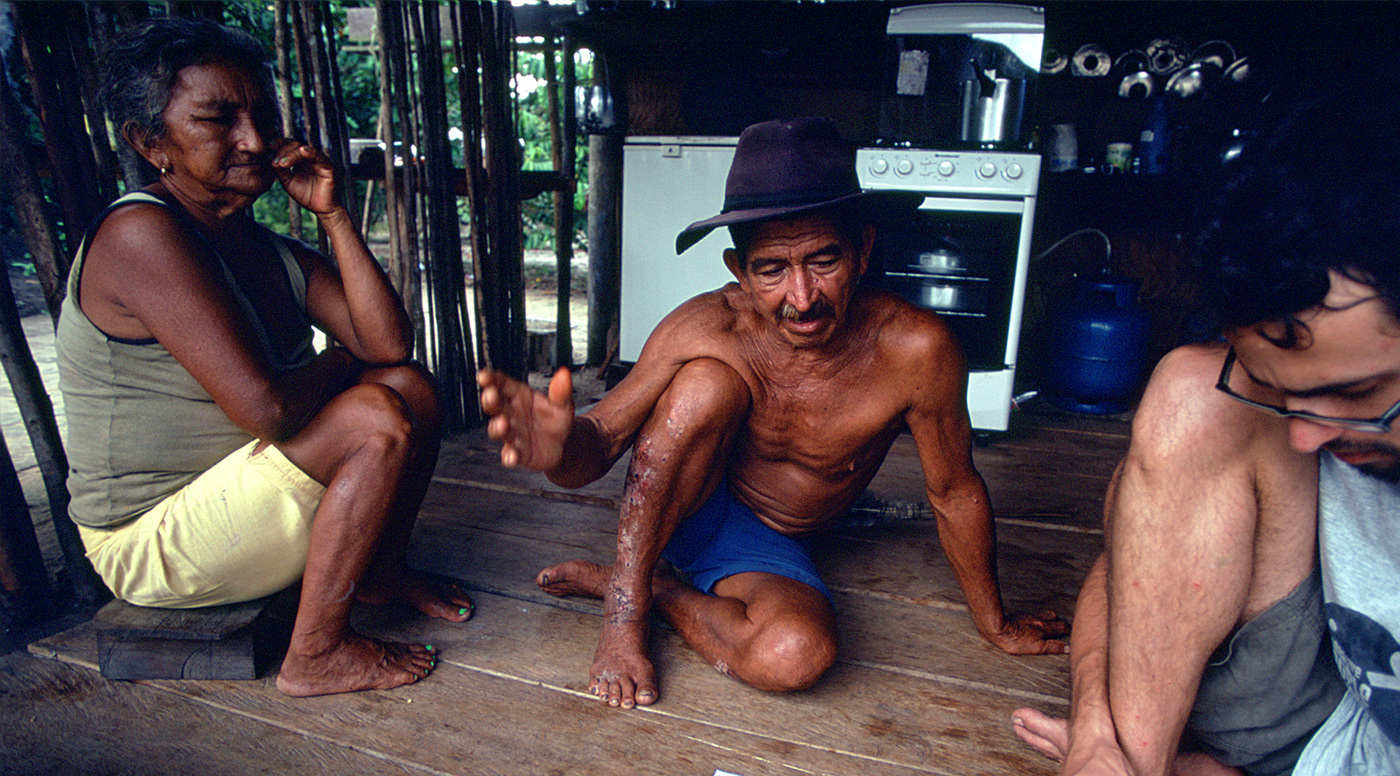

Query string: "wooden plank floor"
[11, 402, 1127, 776]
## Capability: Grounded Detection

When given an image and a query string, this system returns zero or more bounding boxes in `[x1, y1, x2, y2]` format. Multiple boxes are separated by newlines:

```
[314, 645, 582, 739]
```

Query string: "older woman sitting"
[57, 16, 472, 696]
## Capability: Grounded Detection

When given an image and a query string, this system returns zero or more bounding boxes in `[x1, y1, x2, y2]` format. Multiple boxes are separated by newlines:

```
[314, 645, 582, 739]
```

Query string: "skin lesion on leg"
[538, 559, 839, 699]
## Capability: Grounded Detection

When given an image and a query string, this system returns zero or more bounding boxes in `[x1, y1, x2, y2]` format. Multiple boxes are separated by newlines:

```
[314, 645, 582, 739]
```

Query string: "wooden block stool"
[95, 595, 283, 681]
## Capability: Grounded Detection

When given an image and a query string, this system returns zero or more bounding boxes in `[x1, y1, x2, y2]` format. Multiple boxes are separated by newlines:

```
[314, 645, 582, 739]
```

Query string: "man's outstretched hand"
[476, 367, 575, 472]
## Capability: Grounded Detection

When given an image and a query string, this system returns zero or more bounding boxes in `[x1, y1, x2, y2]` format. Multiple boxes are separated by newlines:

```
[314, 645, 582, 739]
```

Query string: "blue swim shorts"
[661, 479, 834, 606]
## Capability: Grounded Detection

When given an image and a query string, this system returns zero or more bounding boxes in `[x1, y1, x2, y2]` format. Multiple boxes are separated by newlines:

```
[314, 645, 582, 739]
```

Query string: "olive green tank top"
[57, 192, 318, 528]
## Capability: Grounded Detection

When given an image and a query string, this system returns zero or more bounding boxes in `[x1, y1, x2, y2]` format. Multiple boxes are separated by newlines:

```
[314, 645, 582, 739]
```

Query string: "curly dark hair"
[100, 16, 275, 147]
[1197, 66, 1400, 345]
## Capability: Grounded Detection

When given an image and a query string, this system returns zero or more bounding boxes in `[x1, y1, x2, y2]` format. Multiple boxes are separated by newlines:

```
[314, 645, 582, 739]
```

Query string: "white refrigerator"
[620, 137, 739, 362]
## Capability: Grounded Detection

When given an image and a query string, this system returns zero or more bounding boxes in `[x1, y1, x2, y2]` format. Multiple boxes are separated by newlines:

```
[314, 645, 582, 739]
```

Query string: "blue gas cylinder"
[1043, 275, 1151, 414]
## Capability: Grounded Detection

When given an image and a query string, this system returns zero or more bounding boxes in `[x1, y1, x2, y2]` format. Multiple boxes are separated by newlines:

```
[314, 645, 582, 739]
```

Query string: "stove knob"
[978, 162, 998, 179]
[869, 157, 889, 176]
[896, 159, 914, 176]
[1004, 162, 1024, 180]
[937, 160, 956, 177]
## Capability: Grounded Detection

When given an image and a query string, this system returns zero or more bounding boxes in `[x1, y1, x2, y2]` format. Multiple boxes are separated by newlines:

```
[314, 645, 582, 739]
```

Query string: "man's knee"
[744, 614, 837, 692]
[653, 358, 750, 435]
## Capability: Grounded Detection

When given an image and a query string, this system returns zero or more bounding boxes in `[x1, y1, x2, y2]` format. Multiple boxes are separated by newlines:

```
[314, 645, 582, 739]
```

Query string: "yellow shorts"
[78, 440, 325, 608]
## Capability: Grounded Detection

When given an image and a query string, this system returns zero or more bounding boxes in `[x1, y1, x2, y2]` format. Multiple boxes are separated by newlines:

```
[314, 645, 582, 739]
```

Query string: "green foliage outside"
[219, 1, 590, 253]
[517, 47, 591, 250]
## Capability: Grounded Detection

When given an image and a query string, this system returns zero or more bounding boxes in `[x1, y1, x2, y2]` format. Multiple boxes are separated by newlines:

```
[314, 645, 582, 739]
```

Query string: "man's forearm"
[1063, 556, 1122, 763]
[546, 415, 624, 489]
[930, 486, 1007, 639]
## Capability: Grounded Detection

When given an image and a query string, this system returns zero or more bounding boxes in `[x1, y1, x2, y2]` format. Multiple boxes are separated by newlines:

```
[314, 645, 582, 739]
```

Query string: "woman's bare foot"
[277, 632, 437, 697]
[536, 559, 611, 598]
[358, 567, 474, 622]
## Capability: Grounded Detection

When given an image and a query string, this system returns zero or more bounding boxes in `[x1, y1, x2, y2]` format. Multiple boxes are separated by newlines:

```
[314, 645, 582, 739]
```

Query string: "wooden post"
[417, 1, 475, 427]
[89, 4, 154, 194]
[301, 1, 356, 223]
[545, 40, 573, 369]
[586, 129, 622, 368]
[385, 1, 424, 362]
[0, 431, 54, 630]
[478, 1, 525, 379]
[0, 62, 66, 322]
[0, 244, 107, 608]
[375, 1, 401, 293]
[69, 5, 119, 207]
[455, 2, 489, 374]
[273, 0, 303, 241]
[290, 3, 322, 253]
[0, 7, 106, 608]
[11, 3, 92, 299]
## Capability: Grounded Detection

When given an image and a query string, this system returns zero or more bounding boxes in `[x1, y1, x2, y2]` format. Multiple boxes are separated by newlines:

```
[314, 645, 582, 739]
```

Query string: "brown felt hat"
[676, 117, 920, 255]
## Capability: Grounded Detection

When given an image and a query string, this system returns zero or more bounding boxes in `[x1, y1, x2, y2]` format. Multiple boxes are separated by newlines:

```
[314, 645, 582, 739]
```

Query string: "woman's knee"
[330, 382, 417, 456]
[361, 361, 441, 433]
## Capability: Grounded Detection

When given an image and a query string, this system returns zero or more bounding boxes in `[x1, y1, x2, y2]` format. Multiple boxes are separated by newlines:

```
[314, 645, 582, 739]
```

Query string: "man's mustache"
[778, 298, 835, 323]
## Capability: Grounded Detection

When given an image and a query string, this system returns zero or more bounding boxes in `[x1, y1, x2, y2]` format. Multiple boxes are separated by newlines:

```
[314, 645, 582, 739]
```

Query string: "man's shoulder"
[637, 284, 746, 361]
[1130, 342, 1276, 459]
[657, 284, 744, 334]
[860, 292, 960, 358]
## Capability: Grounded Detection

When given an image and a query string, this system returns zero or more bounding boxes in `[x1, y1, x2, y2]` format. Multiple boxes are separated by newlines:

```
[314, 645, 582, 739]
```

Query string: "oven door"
[869, 195, 1032, 372]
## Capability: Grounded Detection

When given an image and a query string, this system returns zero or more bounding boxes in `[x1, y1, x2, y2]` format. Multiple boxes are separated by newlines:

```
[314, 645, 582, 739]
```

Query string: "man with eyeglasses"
[1013, 71, 1398, 776]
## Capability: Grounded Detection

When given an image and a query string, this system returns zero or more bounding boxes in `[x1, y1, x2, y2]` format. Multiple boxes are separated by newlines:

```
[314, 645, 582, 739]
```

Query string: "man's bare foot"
[538, 560, 662, 708]
[590, 618, 658, 709]
[1011, 708, 1241, 776]
[277, 632, 437, 697]
[358, 567, 474, 622]
[537, 559, 611, 598]
[1011, 707, 1069, 762]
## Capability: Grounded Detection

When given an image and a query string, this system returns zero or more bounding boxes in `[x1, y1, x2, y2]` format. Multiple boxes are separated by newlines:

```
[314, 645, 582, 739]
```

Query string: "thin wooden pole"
[0, 433, 54, 629]
[0, 247, 107, 608]
[478, 1, 525, 379]
[12, 3, 89, 277]
[291, 3, 322, 253]
[418, 0, 473, 427]
[545, 41, 572, 369]
[405, 3, 434, 371]
[273, 0, 303, 241]
[0, 68, 65, 323]
[69, 5, 118, 206]
[90, 5, 152, 193]
[455, 2, 488, 374]
[303, 1, 355, 223]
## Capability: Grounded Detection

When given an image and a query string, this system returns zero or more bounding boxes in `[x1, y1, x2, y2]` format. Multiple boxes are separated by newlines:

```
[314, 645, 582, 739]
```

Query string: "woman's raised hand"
[271, 138, 342, 217]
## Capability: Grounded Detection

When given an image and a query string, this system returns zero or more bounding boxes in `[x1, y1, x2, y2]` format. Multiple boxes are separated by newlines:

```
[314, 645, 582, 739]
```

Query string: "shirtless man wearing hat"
[477, 117, 1067, 710]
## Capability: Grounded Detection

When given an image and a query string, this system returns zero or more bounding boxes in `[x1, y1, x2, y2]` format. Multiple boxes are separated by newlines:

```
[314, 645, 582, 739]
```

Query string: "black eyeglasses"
[1215, 347, 1400, 433]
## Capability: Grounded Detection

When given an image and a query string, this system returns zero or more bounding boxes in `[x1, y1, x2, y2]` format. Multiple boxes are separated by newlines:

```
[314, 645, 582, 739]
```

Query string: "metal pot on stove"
[915, 249, 966, 273]
[959, 62, 1027, 146]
